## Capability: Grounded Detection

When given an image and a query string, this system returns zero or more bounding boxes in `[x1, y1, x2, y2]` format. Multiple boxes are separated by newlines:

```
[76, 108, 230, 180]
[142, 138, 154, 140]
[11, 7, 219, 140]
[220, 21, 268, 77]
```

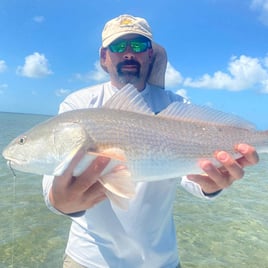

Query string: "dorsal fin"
[158, 101, 256, 130]
[104, 84, 153, 114]
[104, 83, 255, 130]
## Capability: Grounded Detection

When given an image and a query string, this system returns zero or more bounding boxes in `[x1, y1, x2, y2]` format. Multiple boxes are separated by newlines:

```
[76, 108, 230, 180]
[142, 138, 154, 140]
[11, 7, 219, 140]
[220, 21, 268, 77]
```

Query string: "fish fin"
[104, 84, 153, 115]
[98, 165, 135, 199]
[66, 146, 128, 177]
[73, 154, 96, 177]
[105, 191, 130, 210]
[87, 147, 127, 162]
[158, 102, 256, 130]
[54, 147, 82, 176]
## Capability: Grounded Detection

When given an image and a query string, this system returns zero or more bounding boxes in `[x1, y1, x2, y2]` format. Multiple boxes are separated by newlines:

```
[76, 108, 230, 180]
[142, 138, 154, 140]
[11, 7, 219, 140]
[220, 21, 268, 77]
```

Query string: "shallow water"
[0, 112, 267, 267]
[0, 112, 70, 268]
[174, 154, 268, 267]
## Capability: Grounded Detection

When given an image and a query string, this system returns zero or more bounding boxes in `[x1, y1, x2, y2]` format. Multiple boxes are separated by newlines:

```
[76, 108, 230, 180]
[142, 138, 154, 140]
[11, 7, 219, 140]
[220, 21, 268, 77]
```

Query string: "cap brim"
[102, 31, 153, 48]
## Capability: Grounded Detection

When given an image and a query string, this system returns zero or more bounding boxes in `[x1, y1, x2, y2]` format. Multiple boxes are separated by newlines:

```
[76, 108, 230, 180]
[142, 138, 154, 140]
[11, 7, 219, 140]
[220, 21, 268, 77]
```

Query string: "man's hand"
[187, 144, 259, 195]
[49, 149, 110, 214]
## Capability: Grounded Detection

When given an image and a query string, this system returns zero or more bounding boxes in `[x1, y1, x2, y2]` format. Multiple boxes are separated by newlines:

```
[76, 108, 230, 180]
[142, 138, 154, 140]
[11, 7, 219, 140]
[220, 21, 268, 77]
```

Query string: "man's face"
[101, 34, 153, 89]
[116, 57, 141, 79]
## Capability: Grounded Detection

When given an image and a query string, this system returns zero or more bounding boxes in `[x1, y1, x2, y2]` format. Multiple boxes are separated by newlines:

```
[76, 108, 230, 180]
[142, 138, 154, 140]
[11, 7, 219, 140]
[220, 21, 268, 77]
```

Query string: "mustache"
[117, 60, 141, 70]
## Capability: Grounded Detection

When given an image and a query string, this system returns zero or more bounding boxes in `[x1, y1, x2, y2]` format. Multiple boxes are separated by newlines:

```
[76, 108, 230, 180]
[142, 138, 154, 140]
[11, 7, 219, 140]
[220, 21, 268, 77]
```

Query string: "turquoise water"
[0, 112, 267, 268]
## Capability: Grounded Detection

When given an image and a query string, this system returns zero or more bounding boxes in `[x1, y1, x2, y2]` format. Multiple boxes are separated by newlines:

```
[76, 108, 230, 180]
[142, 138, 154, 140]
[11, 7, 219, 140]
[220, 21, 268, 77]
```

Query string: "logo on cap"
[120, 17, 134, 26]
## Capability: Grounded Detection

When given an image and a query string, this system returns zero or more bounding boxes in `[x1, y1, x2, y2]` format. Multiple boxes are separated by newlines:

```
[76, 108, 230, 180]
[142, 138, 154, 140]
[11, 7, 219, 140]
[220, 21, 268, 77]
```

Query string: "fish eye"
[18, 136, 27, 145]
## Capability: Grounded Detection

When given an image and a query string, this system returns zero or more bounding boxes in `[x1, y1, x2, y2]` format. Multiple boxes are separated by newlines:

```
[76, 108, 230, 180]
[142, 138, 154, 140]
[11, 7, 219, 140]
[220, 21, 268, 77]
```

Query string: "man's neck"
[111, 81, 146, 92]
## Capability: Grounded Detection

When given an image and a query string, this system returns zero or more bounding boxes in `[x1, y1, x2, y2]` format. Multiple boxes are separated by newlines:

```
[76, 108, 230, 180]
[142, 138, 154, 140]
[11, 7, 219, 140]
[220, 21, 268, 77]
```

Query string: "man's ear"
[148, 48, 153, 62]
[100, 47, 108, 72]
[100, 47, 107, 61]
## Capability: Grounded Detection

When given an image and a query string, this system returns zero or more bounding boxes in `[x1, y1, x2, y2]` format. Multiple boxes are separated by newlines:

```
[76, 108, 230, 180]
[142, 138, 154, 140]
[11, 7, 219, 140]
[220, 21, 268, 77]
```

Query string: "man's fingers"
[55, 148, 87, 188]
[199, 159, 235, 189]
[50, 154, 110, 213]
[186, 172, 220, 193]
[72, 156, 110, 192]
[187, 144, 259, 195]
[216, 151, 245, 180]
[235, 144, 259, 167]
[82, 182, 107, 209]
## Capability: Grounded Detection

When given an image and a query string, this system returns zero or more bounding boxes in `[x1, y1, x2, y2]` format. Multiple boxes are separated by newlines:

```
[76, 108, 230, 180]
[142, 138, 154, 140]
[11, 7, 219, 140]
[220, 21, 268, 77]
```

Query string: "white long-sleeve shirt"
[43, 82, 215, 268]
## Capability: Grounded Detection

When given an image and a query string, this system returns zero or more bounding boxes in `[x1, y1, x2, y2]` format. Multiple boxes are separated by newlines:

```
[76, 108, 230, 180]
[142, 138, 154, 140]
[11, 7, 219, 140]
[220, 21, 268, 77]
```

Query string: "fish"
[2, 84, 268, 208]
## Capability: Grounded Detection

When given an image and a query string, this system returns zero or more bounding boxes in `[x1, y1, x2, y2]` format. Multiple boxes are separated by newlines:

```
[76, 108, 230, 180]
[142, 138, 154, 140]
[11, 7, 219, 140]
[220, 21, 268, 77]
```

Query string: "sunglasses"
[109, 38, 152, 53]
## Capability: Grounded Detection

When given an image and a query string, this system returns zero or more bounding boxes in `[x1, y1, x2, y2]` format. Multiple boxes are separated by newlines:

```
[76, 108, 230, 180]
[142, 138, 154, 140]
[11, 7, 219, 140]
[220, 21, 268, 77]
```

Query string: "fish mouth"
[3, 155, 27, 167]
[2, 149, 25, 164]
[6, 160, 17, 177]
[4, 158, 28, 177]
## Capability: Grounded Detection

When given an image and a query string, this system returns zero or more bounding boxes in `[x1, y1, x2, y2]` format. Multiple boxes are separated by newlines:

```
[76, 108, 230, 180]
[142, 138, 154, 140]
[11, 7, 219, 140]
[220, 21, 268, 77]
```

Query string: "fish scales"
[2, 84, 268, 207]
[74, 108, 261, 156]
[3, 103, 268, 178]
[49, 107, 268, 181]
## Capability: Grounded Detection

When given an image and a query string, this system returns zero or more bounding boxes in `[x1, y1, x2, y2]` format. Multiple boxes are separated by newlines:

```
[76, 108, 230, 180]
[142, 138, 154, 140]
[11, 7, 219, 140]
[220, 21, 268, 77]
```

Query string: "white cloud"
[165, 62, 183, 88]
[264, 54, 268, 68]
[33, 16, 45, 23]
[175, 89, 188, 100]
[75, 61, 109, 82]
[260, 79, 268, 93]
[74, 55, 268, 94]
[17, 52, 53, 78]
[184, 55, 268, 92]
[0, 60, 7, 73]
[55, 88, 71, 97]
[251, 0, 268, 26]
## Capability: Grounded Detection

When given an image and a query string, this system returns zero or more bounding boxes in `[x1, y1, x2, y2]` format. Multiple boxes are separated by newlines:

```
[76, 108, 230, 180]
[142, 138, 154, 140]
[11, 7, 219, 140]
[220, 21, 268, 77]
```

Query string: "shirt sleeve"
[42, 174, 65, 215]
[180, 176, 221, 199]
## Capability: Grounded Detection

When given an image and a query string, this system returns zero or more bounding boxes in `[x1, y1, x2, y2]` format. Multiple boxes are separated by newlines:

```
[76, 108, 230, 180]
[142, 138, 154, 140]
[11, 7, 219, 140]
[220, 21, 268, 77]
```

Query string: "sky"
[0, 0, 268, 129]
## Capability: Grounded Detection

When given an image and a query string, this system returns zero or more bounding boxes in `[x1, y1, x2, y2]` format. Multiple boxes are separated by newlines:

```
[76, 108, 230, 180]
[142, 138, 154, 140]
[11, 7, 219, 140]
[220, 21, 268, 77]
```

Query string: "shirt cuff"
[43, 184, 85, 217]
[180, 176, 222, 199]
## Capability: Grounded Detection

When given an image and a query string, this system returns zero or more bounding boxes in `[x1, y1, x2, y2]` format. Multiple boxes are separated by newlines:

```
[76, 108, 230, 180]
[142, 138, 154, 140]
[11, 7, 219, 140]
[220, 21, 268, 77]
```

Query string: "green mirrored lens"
[109, 39, 150, 53]
[130, 41, 148, 53]
[109, 41, 127, 53]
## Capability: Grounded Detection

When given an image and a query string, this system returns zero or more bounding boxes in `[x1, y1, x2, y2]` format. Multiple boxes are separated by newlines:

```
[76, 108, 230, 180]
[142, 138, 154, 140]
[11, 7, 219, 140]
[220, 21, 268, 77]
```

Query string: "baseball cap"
[102, 14, 153, 47]
[101, 14, 167, 88]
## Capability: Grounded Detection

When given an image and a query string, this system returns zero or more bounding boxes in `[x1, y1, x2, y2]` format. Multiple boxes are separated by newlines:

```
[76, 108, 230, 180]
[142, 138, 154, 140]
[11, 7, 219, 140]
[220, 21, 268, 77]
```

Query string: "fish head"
[2, 117, 91, 176]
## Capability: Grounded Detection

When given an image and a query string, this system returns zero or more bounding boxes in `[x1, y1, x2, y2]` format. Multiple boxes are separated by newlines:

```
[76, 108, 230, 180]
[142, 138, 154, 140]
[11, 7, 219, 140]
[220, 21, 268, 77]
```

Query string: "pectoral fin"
[105, 191, 130, 210]
[87, 147, 135, 209]
[98, 165, 136, 210]
[87, 147, 127, 162]
[53, 147, 82, 176]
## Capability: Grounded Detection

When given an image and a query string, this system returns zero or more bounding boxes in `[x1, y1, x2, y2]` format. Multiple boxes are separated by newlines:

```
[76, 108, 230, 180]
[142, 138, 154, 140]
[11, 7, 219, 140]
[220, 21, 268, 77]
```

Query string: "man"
[42, 14, 259, 268]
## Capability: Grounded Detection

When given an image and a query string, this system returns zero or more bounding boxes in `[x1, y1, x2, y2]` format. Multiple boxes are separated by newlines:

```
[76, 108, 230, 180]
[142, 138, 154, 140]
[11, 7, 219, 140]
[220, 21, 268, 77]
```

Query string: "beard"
[116, 60, 141, 84]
